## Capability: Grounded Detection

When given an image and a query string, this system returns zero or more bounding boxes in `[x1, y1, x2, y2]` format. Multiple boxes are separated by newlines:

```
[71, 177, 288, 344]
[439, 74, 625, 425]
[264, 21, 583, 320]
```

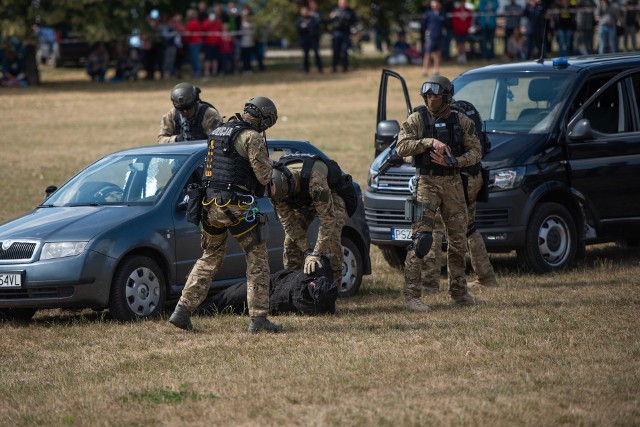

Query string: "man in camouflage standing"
[157, 82, 222, 144]
[396, 75, 481, 311]
[266, 154, 348, 294]
[169, 96, 283, 333]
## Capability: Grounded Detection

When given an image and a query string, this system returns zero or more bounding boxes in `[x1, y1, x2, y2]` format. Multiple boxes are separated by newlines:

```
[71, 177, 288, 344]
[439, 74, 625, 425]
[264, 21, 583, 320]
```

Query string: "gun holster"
[256, 212, 269, 243]
[186, 183, 205, 225]
[404, 196, 424, 222]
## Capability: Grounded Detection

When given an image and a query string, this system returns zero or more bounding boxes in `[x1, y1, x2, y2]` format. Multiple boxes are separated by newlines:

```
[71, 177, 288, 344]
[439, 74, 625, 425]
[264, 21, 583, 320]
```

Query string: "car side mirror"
[44, 185, 57, 199]
[375, 120, 400, 156]
[568, 118, 594, 141]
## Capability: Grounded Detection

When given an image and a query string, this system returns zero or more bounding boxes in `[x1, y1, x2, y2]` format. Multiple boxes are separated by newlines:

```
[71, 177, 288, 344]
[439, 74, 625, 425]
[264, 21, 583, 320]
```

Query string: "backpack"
[449, 99, 491, 158]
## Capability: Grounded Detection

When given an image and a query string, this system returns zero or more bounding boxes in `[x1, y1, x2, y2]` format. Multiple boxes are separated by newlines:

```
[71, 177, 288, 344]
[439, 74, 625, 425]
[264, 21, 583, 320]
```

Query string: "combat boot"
[451, 293, 479, 307]
[468, 277, 499, 288]
[404, 298, 432, 312]
[247, 317, 283, 333]
[169, 303, 193, 331]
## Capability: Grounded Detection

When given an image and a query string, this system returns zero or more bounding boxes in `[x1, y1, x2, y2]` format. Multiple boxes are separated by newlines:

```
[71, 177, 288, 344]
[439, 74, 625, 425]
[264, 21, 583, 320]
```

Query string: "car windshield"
[454, 72, 573, 134]
[42, 154, 189, 206]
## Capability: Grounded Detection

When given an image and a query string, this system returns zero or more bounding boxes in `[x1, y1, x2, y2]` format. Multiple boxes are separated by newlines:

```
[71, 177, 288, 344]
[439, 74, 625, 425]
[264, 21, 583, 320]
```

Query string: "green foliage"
[0, 0, 171, 43]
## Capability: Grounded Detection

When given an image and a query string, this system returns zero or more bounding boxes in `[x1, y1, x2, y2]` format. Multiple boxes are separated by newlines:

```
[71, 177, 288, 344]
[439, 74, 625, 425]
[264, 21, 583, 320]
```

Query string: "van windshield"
[453, 73, 573, 134]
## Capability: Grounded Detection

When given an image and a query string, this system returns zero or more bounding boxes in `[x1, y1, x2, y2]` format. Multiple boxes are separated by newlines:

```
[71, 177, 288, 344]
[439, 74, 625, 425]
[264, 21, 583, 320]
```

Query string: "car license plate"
[0, 272, 22, 288]
[392, 228, 412, 241]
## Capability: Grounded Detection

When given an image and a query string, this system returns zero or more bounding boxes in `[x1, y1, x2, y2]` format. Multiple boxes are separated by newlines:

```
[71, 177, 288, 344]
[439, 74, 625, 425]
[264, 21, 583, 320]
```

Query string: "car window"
[269, 147, 300, 162]
[454, 73, 573, 134]
[44, 154, 188, 206]
[583, 80, 629, 134]
[632, 73, 640, 114]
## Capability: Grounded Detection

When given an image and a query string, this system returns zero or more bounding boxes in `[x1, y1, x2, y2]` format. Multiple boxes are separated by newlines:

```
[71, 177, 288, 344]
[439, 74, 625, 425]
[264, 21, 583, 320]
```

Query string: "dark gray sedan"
[0, 140, 371, 321]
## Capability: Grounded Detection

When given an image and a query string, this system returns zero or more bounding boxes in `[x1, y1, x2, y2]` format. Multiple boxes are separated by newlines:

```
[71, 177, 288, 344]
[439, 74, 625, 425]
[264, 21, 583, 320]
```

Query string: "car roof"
[109, 139, 321, 157]
[457, 52, 640, 76]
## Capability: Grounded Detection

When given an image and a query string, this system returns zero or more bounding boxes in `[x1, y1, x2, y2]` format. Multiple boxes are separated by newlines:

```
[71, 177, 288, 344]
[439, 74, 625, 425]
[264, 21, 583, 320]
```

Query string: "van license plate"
[392, 228, 412, 241]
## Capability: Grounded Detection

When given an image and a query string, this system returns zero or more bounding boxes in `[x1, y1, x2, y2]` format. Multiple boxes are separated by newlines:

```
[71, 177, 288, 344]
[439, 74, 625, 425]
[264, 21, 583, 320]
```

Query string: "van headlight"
[489, 167, 525, 192]
[41, 242, 88, 260]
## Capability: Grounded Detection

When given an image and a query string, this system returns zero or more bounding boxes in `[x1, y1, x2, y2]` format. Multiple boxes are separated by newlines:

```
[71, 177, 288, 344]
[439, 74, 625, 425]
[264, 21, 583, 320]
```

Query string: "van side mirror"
[568, 118, 594, 141]
[375, 120, 400, 156]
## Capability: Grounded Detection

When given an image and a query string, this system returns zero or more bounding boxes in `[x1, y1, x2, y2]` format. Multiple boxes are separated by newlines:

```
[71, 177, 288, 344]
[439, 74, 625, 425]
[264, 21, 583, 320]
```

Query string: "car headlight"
[41, 242, 88, 260]
[489, 167, 525, 192]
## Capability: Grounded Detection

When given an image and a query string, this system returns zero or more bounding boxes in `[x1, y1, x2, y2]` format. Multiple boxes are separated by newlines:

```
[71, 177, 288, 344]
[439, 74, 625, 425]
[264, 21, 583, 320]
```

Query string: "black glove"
[388, 154, 404, 167]
[175, 134, 184, 142]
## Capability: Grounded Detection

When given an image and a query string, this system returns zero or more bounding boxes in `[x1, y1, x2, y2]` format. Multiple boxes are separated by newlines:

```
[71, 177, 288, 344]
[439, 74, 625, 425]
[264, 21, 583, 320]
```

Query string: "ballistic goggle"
[421, 82, 447, 97]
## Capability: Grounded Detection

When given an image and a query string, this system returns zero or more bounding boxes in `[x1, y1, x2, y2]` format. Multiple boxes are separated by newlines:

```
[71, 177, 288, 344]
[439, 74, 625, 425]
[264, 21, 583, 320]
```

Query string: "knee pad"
[414, 232, 433, 259]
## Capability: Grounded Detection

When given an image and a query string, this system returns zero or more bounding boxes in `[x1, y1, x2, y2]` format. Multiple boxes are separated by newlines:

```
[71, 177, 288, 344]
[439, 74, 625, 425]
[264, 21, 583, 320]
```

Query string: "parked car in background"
[0, 140, 370, 321]
[366, 54, 640, 273]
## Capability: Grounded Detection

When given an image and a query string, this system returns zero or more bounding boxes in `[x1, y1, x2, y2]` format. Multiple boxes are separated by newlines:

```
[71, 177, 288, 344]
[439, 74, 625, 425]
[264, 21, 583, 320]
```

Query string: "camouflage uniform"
[157, 105, 222, 144]
[422, 172, 498, 293]
[274, 160, 347, 286]
[396, 106, 481, 304]
[178, 125, 272, 318]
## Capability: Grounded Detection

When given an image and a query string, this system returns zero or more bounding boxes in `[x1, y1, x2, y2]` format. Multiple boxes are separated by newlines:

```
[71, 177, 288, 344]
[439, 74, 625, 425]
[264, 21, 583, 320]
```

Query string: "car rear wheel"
[339, 237, 363, 297]
[379, 245, 407, 270]
[517, 202, 577, 273]
[0, 308, 37, 322]
[109, 255, 166, 321]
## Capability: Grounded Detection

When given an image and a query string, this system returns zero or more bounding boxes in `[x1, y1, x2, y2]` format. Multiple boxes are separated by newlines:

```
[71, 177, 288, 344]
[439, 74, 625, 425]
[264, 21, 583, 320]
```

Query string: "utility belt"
[203, 183, 255, 206]
[419, 167, 460, 176]
[462, 163, 481, 176]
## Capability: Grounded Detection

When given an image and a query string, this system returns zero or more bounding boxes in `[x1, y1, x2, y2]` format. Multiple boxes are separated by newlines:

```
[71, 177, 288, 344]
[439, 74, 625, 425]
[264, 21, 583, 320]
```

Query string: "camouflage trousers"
[179, 203, 269, 317]
[281, 192, 346, 284]
[422, 173, 497, 291]
[404, 174, 469, 300]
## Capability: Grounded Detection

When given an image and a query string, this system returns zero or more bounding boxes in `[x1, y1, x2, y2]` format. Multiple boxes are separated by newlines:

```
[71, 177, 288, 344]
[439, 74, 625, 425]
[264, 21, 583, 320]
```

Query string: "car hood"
[0, 206, 148, 242]
[483, 133, 548, 169]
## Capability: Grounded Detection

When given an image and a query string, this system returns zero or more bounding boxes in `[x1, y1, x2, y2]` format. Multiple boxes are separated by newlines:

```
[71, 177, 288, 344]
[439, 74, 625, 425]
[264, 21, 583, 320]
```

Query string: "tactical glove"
[175, 134, 184, 142]
[303, 253, 322, 275]
[388, 154, 405, 167]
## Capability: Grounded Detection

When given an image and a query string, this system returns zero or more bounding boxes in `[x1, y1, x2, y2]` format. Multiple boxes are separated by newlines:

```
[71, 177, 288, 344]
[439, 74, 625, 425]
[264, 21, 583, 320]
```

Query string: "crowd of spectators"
[3, 0, 640, 86]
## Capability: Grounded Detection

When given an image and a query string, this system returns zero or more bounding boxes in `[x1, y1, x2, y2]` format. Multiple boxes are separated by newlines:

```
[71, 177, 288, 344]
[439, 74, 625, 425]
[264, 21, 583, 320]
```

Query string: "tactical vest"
[278, 153, 342, 209]
[203, 119, 262, 196]
[173, 102, 213, 141]
[413, 106, 465, 176]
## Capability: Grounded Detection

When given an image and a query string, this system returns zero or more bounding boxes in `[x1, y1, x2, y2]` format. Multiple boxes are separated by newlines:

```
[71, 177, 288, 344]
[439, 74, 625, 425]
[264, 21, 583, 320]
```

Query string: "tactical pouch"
[414, 232, 433, 259]
[186, 183, 205, 225]
[404, 196, 424, 222]
[477, 168, 490, 203]
[257, 212, 269, 243]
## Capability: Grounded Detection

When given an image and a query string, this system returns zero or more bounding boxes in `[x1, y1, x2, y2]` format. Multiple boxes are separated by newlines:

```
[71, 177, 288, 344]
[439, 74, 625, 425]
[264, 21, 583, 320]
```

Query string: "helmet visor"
[421, 82, 446, 97]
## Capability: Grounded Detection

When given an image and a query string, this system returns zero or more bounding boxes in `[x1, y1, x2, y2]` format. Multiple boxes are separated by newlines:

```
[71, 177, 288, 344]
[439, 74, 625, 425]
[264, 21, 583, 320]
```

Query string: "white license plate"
[0, 273, 22, 288]
[391, 228, 412, 241]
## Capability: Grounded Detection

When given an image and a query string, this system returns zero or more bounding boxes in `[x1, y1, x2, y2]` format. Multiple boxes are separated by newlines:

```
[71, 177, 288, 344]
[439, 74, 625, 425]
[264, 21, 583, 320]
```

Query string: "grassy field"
[1, 54, 639, 426]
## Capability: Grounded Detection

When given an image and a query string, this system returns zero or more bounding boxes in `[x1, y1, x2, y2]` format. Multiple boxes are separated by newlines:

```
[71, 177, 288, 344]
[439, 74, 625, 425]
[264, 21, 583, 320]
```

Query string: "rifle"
[372, 140, 404, 179]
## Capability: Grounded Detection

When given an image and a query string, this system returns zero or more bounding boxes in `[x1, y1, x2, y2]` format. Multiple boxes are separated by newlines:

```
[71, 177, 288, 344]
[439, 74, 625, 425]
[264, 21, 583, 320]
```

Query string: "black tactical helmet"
[171, 82, 200, 110]
[420, 75, 454, 103]
[244, 96, 278, 132]
[267, 164, 291, 202]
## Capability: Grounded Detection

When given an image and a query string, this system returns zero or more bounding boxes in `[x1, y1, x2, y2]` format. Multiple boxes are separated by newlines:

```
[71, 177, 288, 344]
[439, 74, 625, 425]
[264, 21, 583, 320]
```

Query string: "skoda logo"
[1, 240, 13, 251]
[408, 176, 417, 193]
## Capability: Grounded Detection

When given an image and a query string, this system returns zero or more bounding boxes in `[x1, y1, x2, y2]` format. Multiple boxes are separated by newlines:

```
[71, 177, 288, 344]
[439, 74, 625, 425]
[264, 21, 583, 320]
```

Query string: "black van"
[365, 54, 640, 273]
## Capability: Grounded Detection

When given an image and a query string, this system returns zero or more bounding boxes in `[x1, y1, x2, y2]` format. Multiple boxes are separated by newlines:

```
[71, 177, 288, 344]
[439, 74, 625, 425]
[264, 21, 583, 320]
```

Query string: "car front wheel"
[379, 245, 407, 270]
[339, 237, 363, 297]
[517, 202, 578, 273]
[109, 255, 166, 321]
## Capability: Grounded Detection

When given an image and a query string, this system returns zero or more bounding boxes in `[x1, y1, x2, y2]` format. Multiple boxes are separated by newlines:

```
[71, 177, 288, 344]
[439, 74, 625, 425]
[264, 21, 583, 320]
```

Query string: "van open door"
[375, 69, 413, 157]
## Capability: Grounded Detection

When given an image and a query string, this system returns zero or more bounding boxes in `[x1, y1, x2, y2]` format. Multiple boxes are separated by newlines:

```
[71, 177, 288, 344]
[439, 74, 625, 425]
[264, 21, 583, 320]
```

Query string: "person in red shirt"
[451, 1, 472, 64]
[202, 12, 222, 77]
[185, 8, 203, 78]
[218, 22, 236, 75]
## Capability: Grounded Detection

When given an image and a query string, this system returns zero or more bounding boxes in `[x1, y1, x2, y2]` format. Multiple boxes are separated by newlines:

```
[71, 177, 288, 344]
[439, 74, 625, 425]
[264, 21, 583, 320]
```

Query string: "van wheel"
[379, 245, 407, 270]
[339, 237, 363, 297]
[109, 256, 166, 321]
[517, 202, 577, 273]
